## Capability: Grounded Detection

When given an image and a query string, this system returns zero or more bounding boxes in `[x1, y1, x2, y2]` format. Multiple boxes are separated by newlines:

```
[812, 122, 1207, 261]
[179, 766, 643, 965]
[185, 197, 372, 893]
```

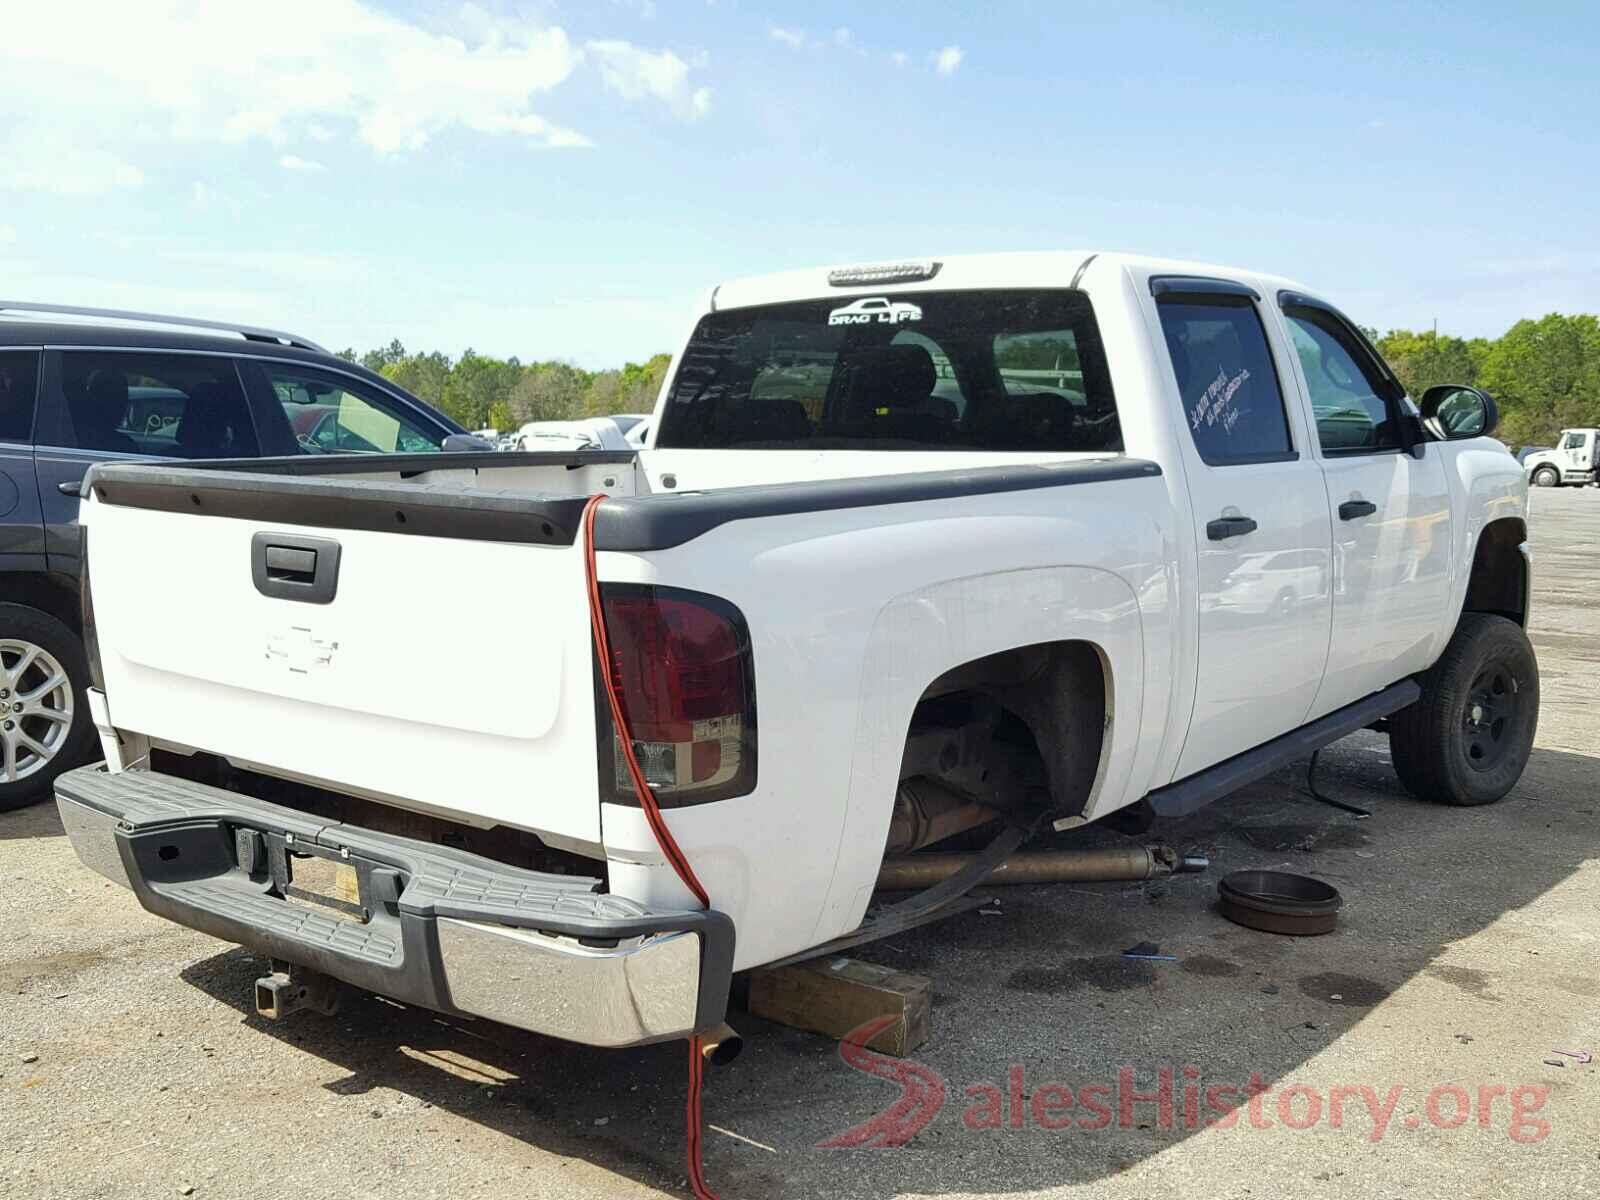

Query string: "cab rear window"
[654, 289, 1120, 452]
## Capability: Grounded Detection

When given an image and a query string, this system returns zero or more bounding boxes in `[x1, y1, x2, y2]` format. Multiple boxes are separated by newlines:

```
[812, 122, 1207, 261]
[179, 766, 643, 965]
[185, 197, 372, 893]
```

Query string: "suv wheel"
[1531, 466, 1559, 487]
[1389, 613, 1539, 807]
[0, 604, 97, 812]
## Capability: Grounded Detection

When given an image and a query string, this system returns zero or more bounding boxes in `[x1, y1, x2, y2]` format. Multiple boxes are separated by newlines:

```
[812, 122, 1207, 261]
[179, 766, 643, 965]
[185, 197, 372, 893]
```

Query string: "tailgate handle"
[252, 532, 341, 604]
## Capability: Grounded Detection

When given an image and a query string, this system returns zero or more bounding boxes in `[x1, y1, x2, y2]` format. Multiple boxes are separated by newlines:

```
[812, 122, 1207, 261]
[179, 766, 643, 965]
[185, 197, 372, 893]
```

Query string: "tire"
[1389, 613, 1539, 806]
[1531, 466, 1559, 488]
[0, 604, 97, 812]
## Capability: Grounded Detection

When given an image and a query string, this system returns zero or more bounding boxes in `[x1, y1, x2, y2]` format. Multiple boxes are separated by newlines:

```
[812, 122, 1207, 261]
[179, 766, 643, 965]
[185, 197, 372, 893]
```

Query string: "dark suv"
[0, 303, 472, 810]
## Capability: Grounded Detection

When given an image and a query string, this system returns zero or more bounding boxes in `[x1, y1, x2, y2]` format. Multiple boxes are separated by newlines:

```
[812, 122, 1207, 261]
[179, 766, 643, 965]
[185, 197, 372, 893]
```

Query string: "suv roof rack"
[0, 300, 328, 354]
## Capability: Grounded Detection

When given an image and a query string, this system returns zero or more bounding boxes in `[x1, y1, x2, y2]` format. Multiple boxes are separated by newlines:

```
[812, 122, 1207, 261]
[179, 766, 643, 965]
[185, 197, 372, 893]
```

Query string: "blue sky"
[2, 1, 1595, 366]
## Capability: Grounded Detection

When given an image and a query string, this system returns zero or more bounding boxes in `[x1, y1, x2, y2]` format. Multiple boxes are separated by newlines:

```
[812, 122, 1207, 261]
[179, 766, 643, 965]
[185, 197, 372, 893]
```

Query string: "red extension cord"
[582, 494, 720, 1200]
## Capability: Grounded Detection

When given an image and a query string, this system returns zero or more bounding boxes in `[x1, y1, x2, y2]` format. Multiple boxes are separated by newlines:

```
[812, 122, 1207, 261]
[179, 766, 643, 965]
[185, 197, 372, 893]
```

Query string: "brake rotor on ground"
[1217, 869, 1342, 936]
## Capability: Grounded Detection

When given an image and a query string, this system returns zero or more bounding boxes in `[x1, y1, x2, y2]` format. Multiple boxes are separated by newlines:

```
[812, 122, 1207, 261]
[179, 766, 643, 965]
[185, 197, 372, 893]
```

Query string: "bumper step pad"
[55, 765, 733, 1044]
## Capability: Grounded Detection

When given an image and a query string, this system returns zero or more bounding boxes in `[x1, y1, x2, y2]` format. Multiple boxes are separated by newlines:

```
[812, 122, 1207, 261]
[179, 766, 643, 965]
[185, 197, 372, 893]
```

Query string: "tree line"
[341, 312, 1600, 447]
[335, 341, 672, 434]
[1368, 315, 1600, 448]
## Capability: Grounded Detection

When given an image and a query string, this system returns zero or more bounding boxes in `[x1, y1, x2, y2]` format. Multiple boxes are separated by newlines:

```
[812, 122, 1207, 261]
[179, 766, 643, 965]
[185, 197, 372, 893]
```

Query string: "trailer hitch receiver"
[254, 960, 342, 1020]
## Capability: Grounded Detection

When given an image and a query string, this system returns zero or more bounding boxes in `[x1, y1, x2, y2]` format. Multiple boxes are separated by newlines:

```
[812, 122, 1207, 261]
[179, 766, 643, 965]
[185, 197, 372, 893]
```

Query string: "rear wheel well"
[1463, 518, 1528, 627]
[0, 572, 81, 634]
[902, 640, 1109, 819]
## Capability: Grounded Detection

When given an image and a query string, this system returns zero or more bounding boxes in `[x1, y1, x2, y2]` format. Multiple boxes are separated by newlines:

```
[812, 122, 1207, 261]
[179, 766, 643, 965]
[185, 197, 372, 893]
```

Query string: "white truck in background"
[1524, 428, 1599, 487]
[55, 252, 1536, 1050]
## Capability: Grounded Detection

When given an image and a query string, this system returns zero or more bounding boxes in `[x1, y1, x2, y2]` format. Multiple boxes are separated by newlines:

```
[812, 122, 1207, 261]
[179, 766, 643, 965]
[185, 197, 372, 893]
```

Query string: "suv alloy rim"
[0, 640, 74, 783]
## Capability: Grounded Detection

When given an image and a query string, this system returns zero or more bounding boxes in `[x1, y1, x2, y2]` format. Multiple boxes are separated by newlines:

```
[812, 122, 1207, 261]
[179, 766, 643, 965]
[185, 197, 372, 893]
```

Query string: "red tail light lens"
[597, 585, 757, 807]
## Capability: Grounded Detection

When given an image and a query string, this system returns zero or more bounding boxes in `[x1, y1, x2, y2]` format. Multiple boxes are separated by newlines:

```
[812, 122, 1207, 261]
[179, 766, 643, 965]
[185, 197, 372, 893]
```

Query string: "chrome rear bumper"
[55, 765, 732, 1048]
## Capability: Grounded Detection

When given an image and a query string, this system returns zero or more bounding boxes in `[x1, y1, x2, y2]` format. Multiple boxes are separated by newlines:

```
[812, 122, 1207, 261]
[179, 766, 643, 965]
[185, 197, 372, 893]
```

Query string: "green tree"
[1373, 329, 1484, 399]
[583, 369, 625, 417]
[360, 339, 408, 374]
[436, 349, 521, 429]
[381, 351, 452, 409]
[1476, 314, 1600, 446]
[583, 354, 672, 417]
[485, 398, 517, 434]
[510, 362, 587, 425]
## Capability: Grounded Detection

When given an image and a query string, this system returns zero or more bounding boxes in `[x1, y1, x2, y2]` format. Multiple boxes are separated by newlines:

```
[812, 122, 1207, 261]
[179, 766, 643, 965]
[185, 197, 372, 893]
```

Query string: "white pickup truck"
[55, 252, 1536, 1050]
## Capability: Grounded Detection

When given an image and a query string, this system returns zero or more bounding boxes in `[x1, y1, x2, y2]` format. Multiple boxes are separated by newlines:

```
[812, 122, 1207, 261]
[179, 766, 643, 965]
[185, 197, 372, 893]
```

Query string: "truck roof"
[708, 250, 1314, 313]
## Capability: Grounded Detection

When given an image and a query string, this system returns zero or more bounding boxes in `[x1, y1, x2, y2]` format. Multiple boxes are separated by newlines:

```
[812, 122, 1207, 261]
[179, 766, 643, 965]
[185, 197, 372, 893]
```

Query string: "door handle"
[1338, 500, 1377, 521]
[1206, 515, 1258, 541]
[58, 480, 82, 497]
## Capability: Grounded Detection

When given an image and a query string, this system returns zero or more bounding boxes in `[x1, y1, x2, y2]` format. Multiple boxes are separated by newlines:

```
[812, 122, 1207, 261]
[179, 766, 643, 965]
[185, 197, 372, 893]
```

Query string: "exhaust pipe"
[698, 1022, 743, 1067]
[884, 778, 999, 855]
[876, 845, 1209, 891]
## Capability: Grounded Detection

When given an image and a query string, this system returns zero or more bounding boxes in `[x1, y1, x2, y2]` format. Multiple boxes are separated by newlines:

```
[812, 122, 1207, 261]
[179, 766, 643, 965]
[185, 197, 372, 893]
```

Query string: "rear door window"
[56, 352, 258, 458]
[261, 365, 445, 454]
[0, 350, 40, 443]
[1155, 298, 1294, 464]
[655, 289, 1120, 452]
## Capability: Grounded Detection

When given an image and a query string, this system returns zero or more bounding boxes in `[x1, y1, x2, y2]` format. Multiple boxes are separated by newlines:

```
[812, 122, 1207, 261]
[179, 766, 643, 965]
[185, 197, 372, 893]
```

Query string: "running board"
[1144, 679, 1421, 818]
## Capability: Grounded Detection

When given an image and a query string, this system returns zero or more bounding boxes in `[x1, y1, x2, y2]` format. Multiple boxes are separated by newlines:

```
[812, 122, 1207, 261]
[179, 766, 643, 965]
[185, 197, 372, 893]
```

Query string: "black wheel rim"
[1462, 663, 1519, 772]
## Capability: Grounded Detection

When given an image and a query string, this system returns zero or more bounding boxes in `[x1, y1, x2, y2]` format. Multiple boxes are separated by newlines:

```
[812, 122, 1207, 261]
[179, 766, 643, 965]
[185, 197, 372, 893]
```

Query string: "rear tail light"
[596, 584, 757, 807]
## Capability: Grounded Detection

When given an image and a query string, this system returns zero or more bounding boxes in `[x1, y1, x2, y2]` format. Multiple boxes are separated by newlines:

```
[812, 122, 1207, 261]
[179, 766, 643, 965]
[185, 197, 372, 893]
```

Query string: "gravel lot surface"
[5, 487, 1598, 1199]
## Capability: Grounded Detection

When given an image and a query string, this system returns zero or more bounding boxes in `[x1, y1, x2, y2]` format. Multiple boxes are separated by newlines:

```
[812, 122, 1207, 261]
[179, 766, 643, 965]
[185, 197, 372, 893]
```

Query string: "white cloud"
[278, 155, 326, 172]
[0, 2, 708, 195]
[933, 45, 964, 75]
[890, 50, 909, 67]
[0, 225, 15, 245]
[587, 40, 711, 120]
[769, 25, 806, 49]
[2, 147, 144, 197]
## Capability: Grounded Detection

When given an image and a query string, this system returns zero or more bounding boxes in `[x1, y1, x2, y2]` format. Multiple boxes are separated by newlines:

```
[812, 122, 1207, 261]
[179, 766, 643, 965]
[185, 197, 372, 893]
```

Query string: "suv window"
[1155, 298, 1293, 464]
[263, 365, 444, 455]
[58, 352, 258, 458]
[0, 351, 39, 443]
[655, 289, 1120, 453]
[1283, 309, 1399, 452]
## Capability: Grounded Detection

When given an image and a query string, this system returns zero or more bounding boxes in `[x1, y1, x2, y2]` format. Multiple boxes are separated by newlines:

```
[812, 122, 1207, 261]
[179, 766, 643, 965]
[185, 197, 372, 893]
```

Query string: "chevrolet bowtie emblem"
[266, 627, 339, 674]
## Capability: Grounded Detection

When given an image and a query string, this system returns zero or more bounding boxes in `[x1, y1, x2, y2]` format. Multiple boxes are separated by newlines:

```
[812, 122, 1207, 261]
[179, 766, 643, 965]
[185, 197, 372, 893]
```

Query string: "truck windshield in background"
[655, 289, 1121, 452]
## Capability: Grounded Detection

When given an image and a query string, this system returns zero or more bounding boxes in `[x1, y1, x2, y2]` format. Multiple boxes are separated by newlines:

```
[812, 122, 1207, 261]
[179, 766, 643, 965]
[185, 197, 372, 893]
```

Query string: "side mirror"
[442, 433, 496, 452]
[1420, 385, 1498, 441]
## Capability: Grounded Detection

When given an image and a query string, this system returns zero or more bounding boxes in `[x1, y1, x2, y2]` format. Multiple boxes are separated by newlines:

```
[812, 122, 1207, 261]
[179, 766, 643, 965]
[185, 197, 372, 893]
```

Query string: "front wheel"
[1531, 466, 1560, 487]
[0, 604, 97, 812]
[1389, 613, 1539, 806]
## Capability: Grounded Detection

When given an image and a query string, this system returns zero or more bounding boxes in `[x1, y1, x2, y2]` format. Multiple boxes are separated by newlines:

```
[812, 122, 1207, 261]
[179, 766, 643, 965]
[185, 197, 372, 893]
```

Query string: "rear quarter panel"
[598, 470, 1174, 969]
